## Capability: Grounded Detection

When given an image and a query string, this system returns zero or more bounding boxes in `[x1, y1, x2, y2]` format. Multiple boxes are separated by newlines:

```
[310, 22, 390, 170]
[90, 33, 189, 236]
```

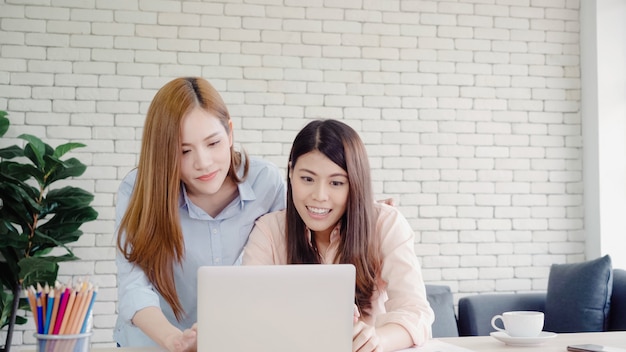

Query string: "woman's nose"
[313, 183, 328, 201]
[193, 149, 212, 169]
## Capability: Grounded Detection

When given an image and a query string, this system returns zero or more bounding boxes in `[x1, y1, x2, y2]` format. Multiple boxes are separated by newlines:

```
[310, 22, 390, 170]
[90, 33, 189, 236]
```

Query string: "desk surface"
[26, 331, 626, 351]
[439, 331, 626, 352]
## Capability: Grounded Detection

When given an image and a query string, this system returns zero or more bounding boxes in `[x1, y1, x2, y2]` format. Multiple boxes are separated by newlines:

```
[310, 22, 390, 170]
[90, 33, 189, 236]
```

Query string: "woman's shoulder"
[372, 201, 413, 238]
[117, 168, 138, 196]
[251, 209, 287, 239]
[373, 201, 401, 218]
[247, 156, 282, 176]
[256, 209, 286, 225]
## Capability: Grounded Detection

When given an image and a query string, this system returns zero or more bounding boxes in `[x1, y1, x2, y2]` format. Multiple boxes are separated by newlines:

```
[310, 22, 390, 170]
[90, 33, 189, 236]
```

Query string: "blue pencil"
[43, 289, 54, 335]
[36, 296, 44, 334]
[80, 287, 98, 334]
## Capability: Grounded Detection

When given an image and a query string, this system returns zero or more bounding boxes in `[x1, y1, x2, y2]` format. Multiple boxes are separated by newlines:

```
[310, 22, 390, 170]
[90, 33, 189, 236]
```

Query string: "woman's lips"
[197, 171, 218, 181]
[307, 206, 331, 219]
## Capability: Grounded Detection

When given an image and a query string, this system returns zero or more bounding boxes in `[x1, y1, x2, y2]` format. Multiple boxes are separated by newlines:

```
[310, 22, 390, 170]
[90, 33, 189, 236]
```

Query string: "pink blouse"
[242, 202, 434, 346]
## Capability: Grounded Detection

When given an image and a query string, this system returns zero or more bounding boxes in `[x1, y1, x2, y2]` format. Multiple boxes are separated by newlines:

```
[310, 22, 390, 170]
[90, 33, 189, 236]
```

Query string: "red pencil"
[52, 285, 71, 335]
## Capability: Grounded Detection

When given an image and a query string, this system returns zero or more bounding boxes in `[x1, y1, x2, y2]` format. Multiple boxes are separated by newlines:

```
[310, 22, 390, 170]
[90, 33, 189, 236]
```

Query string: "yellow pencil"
[68, 283, 91, 334]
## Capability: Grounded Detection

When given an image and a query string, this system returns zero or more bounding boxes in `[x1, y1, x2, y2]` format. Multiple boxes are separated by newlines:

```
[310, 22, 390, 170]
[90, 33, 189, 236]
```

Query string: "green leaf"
[44, 157, 87, 186]
[0, 289, 14, 330]
[45, 187, 94, 208]
[0, 180, 41, 220]
[0, 219, 20, 236]
[29, 227, 78, 253]
[38, 207, 98, 236]
[0, 161, 43, 182]
[19, 134, 46, 168]
[53, 142, 85, 158]
[19, 255, 77, 288]
[0, 262, 20, 292]
[0, 111, 8, 138]
[0, 145, 24, 159]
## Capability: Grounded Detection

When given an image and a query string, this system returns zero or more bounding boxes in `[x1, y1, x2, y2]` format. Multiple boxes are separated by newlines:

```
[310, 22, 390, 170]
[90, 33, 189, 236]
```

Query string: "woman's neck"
[190, 177, 239, 218]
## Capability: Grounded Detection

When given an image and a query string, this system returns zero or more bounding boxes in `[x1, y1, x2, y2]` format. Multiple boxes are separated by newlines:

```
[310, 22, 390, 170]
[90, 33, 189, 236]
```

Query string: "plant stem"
[25, 186, 44, 258]
[2, 283, 21, 352]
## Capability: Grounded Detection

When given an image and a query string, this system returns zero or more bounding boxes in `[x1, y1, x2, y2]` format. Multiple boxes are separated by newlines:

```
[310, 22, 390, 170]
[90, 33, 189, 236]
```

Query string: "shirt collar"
[179, 159, 257, 216]
[306, 223, 342, 245]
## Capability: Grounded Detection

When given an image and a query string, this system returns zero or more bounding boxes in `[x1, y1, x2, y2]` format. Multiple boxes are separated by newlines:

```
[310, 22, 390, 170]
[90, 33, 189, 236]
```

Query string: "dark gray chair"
[457, 264, 626, 336]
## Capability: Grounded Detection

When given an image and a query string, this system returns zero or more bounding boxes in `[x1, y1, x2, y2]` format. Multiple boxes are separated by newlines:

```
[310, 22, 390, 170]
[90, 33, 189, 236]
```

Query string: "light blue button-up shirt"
[114, 156, 286, 347]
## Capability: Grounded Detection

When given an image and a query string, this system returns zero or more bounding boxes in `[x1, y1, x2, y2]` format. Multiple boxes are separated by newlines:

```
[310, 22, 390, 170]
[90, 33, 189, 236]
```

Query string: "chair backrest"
[457, 292, 546, 336]
[456, 268, 626, 336]
[609, 268, 626, 331]
[425, 285, 459, 337]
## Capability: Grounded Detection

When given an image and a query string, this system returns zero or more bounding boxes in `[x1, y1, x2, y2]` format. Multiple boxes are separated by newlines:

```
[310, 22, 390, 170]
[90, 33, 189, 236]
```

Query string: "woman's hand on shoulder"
[376, 198, 395, 207]
[353, 320, 382, 352]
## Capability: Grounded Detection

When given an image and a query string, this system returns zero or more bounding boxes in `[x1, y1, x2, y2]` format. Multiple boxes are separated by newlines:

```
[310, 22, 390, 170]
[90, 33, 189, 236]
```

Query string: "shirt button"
[215, 258, 221, 264]
[212, 229, 217, 234]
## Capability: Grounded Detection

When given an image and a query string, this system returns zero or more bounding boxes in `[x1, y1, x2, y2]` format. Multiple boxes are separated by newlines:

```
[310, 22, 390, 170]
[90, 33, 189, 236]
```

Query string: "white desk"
[24, 331, 626, 351]
[439, 331, 626, 351]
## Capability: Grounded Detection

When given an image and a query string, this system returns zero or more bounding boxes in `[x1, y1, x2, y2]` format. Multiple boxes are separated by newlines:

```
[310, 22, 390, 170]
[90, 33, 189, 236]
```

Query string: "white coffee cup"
[490, 311, 544, 337]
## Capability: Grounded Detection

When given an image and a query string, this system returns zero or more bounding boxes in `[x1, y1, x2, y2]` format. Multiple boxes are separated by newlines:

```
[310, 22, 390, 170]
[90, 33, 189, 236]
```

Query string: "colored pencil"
[36, 296, 44, 334]
[43, 289, 54, 334]
[67, 282, 89, 334]
[26, 287, 38, 331]
[58, 286, 77, 334]
[80, 287, 97, 334]
[46, 287, 61, 335]
[52, 285, 71, 334]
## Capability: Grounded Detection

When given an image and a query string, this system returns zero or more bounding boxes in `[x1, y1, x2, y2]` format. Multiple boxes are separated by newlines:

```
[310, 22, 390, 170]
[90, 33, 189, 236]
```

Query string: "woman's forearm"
[378, 323, 414, 352]
[132, 306, 183, 350]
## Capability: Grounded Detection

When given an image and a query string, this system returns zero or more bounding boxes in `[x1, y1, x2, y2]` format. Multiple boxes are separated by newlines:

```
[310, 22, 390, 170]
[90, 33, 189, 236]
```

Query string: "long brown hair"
[286, 119, 382, 315]
[116, 77, 248, 320]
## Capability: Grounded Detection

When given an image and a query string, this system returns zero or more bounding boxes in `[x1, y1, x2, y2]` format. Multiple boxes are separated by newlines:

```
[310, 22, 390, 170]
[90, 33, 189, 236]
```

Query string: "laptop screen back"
[197, 264, 355, 352]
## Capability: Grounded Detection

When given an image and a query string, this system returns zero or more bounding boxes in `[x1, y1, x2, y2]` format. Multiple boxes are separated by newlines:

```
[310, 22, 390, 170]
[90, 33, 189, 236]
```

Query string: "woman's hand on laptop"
[165, 323, 198, 352]
[353, 320, 382, 352]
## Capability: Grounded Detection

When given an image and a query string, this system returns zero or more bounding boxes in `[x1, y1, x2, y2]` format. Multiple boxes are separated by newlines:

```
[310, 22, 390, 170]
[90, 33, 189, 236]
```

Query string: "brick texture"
[0, 0, 583, 347]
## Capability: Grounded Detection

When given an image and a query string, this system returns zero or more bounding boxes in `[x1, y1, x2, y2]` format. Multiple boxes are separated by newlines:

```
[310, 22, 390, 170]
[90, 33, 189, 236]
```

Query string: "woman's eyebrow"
[297, 168, 348, 178]
[181, 132, 220, 146]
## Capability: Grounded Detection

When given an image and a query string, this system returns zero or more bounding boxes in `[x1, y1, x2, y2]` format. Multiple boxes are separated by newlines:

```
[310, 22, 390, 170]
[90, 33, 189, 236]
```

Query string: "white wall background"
[0, 0, 589, 347]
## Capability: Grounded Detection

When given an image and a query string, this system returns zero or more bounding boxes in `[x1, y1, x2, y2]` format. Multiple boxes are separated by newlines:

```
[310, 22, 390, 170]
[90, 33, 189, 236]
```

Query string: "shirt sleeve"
[374, 204, 435, 346]
[115, 171, 161, 324]
[269, 169, 287, 213]
[242, 211, 286, 265]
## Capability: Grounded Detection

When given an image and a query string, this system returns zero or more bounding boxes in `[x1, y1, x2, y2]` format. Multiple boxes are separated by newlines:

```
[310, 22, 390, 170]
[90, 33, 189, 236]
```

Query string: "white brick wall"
[0, 0, 584, 347]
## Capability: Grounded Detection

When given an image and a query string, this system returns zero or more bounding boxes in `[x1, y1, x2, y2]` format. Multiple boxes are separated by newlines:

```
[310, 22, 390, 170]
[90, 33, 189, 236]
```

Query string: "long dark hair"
[286, 119, 382, 315]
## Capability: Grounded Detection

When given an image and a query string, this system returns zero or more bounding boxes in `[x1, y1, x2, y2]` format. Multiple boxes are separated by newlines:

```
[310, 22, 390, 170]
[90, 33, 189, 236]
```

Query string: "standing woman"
[243, 119, 434, 352]
[114, 77, 285, 351]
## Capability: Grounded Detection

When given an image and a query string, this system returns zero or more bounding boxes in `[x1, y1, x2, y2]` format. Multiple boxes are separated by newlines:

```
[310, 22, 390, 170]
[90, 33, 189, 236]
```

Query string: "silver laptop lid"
[197, 264, 355, 352]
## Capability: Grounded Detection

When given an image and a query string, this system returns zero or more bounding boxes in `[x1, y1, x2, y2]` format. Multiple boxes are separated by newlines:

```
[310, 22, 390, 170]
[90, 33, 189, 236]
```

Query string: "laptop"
[197, 264, 355, 352]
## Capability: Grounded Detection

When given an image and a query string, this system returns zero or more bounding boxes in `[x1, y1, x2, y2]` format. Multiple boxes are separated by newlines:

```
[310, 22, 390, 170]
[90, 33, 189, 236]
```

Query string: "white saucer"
[490, 331, 557, 346]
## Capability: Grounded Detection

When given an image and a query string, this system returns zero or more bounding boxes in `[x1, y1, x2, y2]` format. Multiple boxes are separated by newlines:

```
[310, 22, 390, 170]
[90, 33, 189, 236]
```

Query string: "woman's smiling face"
[289, 150, 349, 240]
[179, 107, 233, 201]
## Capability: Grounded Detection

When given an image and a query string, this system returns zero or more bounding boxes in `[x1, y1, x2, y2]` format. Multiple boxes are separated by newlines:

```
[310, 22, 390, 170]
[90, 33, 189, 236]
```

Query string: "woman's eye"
[208, 140, 220, 147]
[331, 181, 345, 186]
[301, 176, 314, 183]
[182, 149, 190, 154]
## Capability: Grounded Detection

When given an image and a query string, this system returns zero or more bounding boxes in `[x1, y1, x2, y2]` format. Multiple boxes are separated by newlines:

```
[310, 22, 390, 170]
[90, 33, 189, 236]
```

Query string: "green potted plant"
[0, 110, 98, 352]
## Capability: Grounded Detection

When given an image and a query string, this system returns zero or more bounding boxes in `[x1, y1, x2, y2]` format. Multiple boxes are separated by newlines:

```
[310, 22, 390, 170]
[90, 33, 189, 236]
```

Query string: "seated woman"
[243, 119, 434, 352]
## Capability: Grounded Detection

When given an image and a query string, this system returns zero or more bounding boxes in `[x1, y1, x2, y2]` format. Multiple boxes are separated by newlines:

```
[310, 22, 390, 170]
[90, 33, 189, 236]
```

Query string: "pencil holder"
[35, 332, 92, 352]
